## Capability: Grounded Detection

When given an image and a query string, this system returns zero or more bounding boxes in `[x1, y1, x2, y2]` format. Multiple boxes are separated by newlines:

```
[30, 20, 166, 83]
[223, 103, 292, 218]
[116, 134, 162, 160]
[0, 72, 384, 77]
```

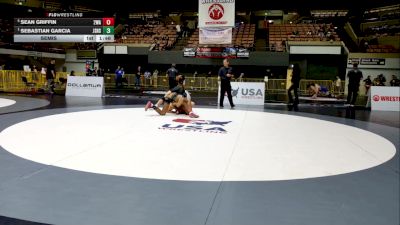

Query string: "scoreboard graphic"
[14, 15, 115, 43]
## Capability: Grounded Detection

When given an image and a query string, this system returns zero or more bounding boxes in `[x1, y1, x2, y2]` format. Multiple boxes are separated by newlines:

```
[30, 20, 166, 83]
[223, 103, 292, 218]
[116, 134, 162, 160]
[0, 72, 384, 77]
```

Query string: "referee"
[219, 58, 235, 108]
[166, 63, 179, 90]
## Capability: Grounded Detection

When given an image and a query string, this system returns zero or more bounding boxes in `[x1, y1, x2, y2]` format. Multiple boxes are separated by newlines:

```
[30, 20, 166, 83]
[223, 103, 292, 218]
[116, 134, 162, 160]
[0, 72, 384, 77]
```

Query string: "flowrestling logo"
[159, 118, 232, 134]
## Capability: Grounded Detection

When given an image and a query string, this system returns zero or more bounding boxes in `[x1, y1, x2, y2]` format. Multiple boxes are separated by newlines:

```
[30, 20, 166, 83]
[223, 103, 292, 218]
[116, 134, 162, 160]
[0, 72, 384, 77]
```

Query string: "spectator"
[182, 23, 188, 38]
[92, 67, 98, 76]
[360, 39, 367, 52]
[206, 71, 212, 79]
[115, 66, 123, 88]
[32, 65, 37, 73]
[363, 41, 369, 52]
[378, 74, 386, 85]
[98, 68, 104, 77]
[46, 59, 56, 94]
[176, 23, 181, 39]
[238, 73, 244, 82]
[70, 70, 75, 76]
[390, 75, 400, 86]
[288, 64, 301, 106]
[32, 65, 39, 81]
[153, 69, 159, 87]
[373, 77, 383, 86]
[266, 69, 273, 79]
[363, 75, 372, 95]
[121, 67, 127, 84]
[153, 69, 159, 78]
[135, 66, 142, 88]
[335, 76, 341, 94]
[144, 70, 152, 85]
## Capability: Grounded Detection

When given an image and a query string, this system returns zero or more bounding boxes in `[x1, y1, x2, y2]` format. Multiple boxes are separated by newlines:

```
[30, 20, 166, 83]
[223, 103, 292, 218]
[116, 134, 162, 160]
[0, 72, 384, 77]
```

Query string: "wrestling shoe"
[145, 101, 153, 111]
[189, 112, 199, 118]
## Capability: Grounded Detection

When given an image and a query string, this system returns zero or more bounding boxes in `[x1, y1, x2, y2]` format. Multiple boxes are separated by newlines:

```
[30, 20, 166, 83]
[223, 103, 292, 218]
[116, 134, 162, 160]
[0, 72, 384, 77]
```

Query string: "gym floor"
[0, 93, 398, 225]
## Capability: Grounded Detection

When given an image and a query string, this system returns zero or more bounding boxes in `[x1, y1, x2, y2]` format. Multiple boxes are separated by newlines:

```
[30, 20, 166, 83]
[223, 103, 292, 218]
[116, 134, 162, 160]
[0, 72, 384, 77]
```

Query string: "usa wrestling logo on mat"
[159, 119, 232, 134]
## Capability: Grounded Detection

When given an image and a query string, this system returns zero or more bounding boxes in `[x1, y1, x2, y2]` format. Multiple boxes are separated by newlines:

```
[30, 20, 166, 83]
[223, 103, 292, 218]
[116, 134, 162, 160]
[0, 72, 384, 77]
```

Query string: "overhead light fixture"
[15, 0, 25, 5]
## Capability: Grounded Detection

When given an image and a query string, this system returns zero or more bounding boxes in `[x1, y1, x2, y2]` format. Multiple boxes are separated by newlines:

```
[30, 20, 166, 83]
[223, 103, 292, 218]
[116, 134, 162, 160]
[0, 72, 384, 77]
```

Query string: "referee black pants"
[220, 83, 234, 107]
[168, 77, 177, 90]
[347, 87, 359, 105]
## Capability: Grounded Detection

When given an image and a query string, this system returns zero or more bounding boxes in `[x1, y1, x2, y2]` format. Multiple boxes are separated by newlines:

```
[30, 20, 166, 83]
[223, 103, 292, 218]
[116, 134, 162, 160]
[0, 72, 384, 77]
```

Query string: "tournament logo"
[208, 4, 224, 20]
[227, 87, 264, 99]
[231, 88, 239, 97]
[160, 119, 231, 134]
[373, 95, 380, 102]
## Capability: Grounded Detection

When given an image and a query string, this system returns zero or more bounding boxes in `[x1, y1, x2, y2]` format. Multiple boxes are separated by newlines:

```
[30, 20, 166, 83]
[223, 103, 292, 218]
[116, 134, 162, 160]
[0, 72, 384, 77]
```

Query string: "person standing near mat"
[346, 63, 363, 107]
[219, 58, 235, 108]
[135, 65, 142, 88]
[287, 63, 301, 107]
[167, 64, 179, 90]
[46, 59, 56, 94]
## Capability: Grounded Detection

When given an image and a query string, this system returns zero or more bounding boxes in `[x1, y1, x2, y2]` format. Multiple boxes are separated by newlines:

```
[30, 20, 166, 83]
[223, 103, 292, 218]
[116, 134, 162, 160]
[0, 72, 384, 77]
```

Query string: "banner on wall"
[196, 47, 236, 58]
[199, 27, 232, 44]
[198, 0, 235, 28]
[218, 82, 265, 105]
[183, 47, 196, 57]
[236, 48, 249, 58]
[184, 47, 249, 58]
[371, 86, 400, 111]
[348, 58, 386, 66]
[66, 76, 105, 97]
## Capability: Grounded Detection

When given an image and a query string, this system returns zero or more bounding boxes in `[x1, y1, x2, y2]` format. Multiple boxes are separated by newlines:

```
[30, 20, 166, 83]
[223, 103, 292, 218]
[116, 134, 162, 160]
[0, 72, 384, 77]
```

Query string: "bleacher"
[0, 18, 12, 44]
[268, 23, 340, 51]
[363, 4, 400, 22]
[311, 10, 348, 18]
[186, 24, 256, 48]
[363, 24, 400, 36]
[118, 23, 177, 50]
[356, 5, 400, 53]
[367, 45, 399, 53]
